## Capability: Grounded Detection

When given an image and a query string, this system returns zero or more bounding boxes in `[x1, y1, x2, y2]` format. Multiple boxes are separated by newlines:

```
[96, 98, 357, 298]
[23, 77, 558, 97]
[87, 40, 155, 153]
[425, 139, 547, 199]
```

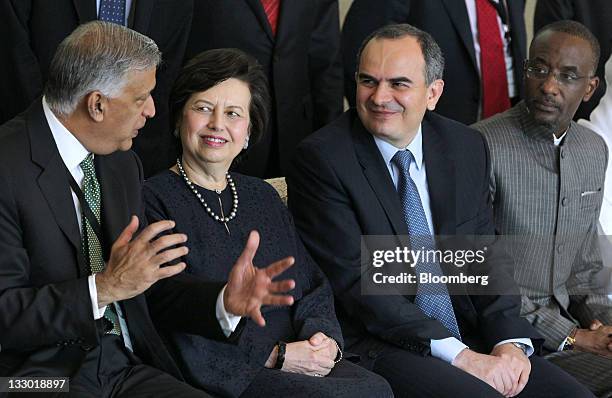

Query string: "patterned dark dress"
[144, 170, 392, 398]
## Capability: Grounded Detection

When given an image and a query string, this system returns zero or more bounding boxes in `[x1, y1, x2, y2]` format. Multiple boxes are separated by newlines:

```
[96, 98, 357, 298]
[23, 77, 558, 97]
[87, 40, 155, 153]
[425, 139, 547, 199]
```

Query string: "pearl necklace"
[176, 158, 238, 234]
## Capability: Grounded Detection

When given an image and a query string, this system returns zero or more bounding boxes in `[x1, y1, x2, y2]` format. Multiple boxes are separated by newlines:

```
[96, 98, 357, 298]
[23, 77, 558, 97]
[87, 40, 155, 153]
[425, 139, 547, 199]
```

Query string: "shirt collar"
[374, 125, 424, 170]
[553, 128, 568, 146]
[42, 97, 90, 171]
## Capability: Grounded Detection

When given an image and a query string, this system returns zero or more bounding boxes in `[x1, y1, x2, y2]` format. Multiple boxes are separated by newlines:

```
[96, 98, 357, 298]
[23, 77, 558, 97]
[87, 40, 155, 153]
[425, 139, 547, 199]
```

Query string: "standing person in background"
[342, 0, 527, 125]
[534, 0, 612, 121]
[0, 0, 192, 177]
[184, 0, 343, 178]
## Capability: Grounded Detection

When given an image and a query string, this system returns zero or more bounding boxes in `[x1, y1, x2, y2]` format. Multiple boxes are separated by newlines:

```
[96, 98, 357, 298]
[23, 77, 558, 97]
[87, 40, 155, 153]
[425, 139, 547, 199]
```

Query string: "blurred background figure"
[578, 53, 612, 291]
[342, 0, 527, 125]
[184, 0, 343, 178]
[0, 0, 193, 177]
[535, 0, 612, 121]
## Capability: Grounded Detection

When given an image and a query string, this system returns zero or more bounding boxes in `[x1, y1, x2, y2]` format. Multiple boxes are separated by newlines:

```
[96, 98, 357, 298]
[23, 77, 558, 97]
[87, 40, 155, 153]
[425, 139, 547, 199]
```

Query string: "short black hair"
[532, 20, 600, 75]
[170, 48, 270, 157]
[355, 23, 445, 85]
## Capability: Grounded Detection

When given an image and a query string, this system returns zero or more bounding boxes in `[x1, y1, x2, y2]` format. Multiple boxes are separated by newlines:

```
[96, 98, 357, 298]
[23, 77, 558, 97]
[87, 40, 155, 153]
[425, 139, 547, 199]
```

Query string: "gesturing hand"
[223, 230, 296, 326]
[97, 216, 189, 307]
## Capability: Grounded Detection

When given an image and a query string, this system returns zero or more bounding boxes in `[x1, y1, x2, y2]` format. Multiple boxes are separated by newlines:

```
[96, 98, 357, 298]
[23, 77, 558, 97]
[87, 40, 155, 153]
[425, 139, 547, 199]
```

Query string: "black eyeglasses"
[523, 60, 593, 86]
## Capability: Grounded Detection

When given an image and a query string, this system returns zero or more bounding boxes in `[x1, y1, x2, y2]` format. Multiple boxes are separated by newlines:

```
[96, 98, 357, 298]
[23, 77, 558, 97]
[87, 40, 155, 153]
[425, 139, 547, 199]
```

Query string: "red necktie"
[260, 0, 280, 36]
[476, 0, 511, 118]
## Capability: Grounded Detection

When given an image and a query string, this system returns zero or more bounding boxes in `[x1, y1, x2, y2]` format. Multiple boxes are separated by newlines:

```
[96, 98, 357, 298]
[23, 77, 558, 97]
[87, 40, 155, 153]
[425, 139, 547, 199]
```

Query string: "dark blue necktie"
[99, 0, 126, 26]
[392, 150, 461, 339]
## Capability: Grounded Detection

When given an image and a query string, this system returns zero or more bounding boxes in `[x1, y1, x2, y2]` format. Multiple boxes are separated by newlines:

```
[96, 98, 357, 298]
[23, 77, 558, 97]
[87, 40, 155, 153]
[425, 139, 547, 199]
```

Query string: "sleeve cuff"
[430, 337, 468, 364]
[557, 337, 568, 352]
[495, 338, 535, 357]
[216, 284, 242, 337]
[89, 274, 107, 320]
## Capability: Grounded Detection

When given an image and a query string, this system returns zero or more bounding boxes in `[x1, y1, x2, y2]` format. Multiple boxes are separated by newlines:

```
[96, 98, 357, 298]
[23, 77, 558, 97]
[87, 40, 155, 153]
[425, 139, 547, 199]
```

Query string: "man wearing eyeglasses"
[473, 20, 612, 397]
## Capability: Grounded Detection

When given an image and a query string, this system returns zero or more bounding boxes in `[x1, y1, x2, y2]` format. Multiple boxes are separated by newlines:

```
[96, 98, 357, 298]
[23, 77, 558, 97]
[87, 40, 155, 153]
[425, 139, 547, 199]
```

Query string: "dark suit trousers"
[18, 336, 212, 398]
[350, 338, 595, 398]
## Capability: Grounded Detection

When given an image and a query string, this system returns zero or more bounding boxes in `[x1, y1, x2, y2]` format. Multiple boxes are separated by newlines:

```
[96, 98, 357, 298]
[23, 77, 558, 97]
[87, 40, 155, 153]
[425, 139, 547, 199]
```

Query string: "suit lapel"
[246, 0, 275, 42]
[73, 0, 97, 24]
[96, 155, 129, 261]
[422, 116, 456, 235]
[439, 0, 478, 71]
[28, 102, 86, 274]
[132, 0, 155, 33]
[352, 118, 409, 236]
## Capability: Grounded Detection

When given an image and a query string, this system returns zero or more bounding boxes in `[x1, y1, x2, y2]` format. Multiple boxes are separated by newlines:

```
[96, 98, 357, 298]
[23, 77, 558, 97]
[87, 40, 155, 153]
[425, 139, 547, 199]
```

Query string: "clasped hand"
[97, 217, 296, 326]
[574, 319, 612, 358]
[453, 343, 530, 397]
[265, 332, 339, 377]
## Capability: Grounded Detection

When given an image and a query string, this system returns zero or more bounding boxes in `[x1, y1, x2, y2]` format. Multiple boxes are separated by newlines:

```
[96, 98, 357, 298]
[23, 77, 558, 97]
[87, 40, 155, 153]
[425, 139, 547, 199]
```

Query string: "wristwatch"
[511, 342, 528, 355]
[563, 327, 578, 351]
[274, 341, 287, 369]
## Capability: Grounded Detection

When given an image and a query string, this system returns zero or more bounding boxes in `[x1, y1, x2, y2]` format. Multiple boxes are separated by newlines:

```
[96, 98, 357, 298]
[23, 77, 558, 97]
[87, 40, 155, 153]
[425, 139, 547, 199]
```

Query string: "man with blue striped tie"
[288, 23, 594, 398]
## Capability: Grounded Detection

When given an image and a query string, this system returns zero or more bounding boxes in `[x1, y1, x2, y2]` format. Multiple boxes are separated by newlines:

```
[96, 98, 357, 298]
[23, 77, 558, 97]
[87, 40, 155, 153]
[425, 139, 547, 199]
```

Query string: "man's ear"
[582, 76, 600, 102]
[426, 79, 444, 111]
[86, 92, 106, 122]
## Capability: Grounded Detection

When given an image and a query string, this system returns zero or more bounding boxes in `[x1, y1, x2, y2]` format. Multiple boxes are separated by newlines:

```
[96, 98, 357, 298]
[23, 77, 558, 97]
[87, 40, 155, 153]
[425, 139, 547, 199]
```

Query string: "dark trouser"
[350, 338, 595, 398]
[240, 359, 393, 398]
[15, 335, 213, 398]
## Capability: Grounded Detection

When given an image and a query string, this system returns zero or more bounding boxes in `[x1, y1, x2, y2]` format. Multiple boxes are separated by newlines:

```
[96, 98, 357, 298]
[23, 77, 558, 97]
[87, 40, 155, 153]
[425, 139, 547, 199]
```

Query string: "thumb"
[309, 332, 327, 346]
[239, 230, 260, 265]
[590, 319, 603, 330]
[114, 215, 139, 248]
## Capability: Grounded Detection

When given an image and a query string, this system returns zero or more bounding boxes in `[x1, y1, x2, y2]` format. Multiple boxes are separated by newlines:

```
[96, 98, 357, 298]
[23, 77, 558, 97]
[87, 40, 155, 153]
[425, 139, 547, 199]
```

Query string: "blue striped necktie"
[392, 149, 461, 339]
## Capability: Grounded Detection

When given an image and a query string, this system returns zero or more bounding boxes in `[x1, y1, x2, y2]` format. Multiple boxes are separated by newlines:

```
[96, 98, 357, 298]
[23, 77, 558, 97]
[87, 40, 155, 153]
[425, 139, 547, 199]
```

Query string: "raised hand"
[97, 216, 188, 307]
[223, 230, 296, 326]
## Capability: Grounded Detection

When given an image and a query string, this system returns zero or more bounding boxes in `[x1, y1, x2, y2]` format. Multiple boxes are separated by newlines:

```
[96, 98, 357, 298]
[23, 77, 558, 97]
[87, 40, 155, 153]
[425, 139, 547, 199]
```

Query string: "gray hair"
[44, 21, 161, 116]
[356, 23, 445, 85]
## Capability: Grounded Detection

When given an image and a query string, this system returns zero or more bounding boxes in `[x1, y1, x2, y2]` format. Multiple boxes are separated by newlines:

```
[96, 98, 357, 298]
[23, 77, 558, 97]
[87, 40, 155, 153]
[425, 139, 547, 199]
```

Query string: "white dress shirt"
[374, 126, 533, 363]
[42, 98, 240, 345]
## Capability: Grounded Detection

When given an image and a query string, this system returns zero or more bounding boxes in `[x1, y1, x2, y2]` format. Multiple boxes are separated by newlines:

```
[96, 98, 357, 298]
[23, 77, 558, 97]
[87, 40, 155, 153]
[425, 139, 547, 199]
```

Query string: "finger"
[238, 230, 260, 265]
[309, 332, 327, 346]
[135, 220, 177, 243]
[113, 215, 139, 249]
[155, 262, 187, 280]
[151, 233, 188, 254]
[501, 370, 515, 397]
[152, 246, 189, 266]
[514, 367, 530, 397]
[264, 256, 295, 278]
[590, 319, 603, 330]
[268, 279, 296, 294]
[249, 307, 266, 327]
[262, 294, 294, 307]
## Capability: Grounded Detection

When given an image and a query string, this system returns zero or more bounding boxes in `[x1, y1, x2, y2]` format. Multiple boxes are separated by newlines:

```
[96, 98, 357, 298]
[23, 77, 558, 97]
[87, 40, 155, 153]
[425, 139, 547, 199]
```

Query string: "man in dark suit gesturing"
[0, 21, 295, 397]
[288, 24, 593, 397]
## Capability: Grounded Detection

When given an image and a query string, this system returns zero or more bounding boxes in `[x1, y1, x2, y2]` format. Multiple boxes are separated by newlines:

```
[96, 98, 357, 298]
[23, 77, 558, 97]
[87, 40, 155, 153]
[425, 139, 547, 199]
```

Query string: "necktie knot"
[80, 153, 96, 178]
[392, 150, 415, 175]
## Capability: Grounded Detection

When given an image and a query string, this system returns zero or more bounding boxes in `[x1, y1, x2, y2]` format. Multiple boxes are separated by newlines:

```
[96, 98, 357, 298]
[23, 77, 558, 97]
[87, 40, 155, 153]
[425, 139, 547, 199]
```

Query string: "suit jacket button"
[561, 197, 568, 206]
[81, 344, 94, 351]
[368, 350, 377, 359]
